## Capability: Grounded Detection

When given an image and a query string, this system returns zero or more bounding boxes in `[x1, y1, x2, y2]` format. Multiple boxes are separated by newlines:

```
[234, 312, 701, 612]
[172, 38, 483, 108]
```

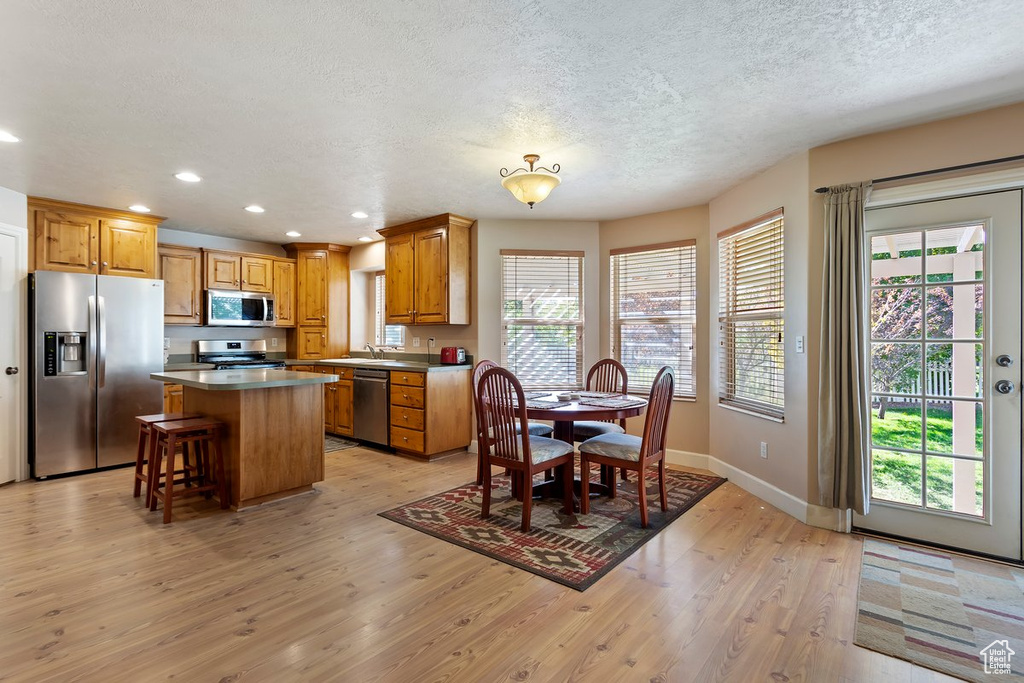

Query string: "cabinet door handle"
[92, 260, 98, 266]
[102, 261, 108, 266]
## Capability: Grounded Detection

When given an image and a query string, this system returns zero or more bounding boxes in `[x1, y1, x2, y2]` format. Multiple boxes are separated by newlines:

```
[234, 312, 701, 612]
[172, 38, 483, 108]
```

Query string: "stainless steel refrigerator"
[30, 271, 164, 478]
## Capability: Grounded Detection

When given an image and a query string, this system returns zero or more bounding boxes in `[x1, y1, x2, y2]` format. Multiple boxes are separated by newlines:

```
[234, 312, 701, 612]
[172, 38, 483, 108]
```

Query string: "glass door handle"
[994, 379, 1015, 395]
[996, 355, 1014, 367]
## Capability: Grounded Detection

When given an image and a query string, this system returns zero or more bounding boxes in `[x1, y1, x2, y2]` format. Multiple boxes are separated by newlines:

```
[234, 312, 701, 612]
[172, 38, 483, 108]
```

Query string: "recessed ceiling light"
[244, 205, 265, 213]
[0, 130, 20, 143]
[351, 211, 369, 219]
[285, 231, 301, 237]
[128, 204, 151, 213]
[174, 171, 202, 182]
[358, 236, 374, 242]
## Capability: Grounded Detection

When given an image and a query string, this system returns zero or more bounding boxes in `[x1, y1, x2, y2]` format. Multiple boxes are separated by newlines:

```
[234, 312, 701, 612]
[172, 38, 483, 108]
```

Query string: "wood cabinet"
[314, 366, 353, 437]
[29, 197, 164, 278]
[163, 383, 184, 413]
[272, 259, 296, 327]
[378, 213, 473, 326]
[284, 243, 350, 360]
[389, 369, 471, 458]
[204, 251, 274, 293]
[158, 244, 203, 325]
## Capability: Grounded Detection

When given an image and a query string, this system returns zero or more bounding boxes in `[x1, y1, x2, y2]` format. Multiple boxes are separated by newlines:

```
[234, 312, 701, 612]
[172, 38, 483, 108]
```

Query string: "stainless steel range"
[196, 339, 286, 369]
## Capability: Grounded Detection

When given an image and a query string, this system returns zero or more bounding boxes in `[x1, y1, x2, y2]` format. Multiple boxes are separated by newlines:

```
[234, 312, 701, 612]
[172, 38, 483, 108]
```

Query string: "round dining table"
[523, 392, 648, 501]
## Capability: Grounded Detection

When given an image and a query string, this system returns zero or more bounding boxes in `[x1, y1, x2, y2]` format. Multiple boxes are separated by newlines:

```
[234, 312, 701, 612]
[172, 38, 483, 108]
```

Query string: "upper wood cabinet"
[272, 259, 296, 327]
[158, 244, 203, 325]
[284, 243, 350, 359]
[378, 213, 473, 325]
[203, 251, 274, 293]
[29, 197, 163, 278]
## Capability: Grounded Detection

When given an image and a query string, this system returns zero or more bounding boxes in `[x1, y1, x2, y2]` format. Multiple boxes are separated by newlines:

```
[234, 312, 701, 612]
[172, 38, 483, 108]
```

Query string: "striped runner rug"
[855, 538, 1024, 681]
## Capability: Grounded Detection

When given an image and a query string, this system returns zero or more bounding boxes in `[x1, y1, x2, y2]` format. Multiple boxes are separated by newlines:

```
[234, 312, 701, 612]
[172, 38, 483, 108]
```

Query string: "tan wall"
[803, 100, 1024, 503]
[599, 205, 711, 454]
[707, 152, 812, 500]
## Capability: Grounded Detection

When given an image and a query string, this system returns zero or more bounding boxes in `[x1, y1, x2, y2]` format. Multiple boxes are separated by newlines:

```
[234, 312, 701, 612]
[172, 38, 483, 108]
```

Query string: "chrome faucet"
[365, 343, 378, 359]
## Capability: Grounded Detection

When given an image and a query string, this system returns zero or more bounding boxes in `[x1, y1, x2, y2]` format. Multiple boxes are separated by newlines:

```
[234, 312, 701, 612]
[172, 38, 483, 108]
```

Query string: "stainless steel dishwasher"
[353, 369, 390, 447]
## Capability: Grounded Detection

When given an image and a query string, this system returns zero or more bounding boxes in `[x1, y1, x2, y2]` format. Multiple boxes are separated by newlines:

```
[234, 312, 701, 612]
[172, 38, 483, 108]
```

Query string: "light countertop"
[152, 368, 338, 390]
[284, 358, 472, 372]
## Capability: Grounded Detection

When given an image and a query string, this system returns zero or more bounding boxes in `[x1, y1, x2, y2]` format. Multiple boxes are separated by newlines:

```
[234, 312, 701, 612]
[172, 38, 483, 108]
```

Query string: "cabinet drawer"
[390, 384, 425, 408]
[335, 367, 354, 380]
[390, 406, 425, 431]
[390, 426, 425, 453]
[390, 370, 426, 387]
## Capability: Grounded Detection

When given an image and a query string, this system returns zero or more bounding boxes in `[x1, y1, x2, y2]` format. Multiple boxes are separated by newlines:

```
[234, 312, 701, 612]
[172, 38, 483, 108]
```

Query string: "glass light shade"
[501, 171, 561, 207]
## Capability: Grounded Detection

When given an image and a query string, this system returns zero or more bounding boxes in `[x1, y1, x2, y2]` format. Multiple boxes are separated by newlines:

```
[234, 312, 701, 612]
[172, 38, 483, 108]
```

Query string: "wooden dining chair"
[476, 366, 575, 532]
[578, 366, 674, 528]
[472, 360, 553, 487]
[573, 358, 629, 482]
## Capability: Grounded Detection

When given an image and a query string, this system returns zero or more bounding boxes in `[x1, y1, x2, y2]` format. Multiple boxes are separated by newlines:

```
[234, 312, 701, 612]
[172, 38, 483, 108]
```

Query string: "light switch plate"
[271, 337, 278, 347]
[163, 337, 170, 350]
[795, 336, 805, 353]
[412, 337, 421, 347]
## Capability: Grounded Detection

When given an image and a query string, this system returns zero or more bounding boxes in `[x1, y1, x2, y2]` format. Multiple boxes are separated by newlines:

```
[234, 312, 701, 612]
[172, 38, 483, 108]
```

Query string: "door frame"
[0, 221, 28, 483]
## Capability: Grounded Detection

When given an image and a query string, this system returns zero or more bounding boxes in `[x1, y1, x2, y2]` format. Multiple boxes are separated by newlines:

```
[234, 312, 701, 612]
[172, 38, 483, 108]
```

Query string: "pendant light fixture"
[500, 154, 561, 208]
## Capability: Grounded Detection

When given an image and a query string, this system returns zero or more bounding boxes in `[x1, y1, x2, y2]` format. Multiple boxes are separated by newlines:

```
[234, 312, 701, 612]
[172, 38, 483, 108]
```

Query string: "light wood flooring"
[0, 447, 958, 682]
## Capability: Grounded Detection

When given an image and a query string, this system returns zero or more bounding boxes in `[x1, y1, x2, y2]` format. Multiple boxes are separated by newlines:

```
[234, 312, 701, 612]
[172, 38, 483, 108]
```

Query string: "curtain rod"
[813, 153, 1024, 194]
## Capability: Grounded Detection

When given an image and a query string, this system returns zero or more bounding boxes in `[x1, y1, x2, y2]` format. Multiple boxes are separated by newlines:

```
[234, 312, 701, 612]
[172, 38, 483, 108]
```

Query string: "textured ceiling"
[1, 1, 1023, 244]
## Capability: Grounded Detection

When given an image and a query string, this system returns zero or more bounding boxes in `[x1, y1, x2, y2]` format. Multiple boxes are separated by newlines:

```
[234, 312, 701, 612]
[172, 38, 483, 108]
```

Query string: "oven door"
[205, 289, 275, 326]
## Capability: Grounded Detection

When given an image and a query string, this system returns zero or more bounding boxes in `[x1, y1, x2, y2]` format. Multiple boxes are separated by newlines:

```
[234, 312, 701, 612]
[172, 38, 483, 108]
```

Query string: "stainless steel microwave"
[205, 289, 275, 327]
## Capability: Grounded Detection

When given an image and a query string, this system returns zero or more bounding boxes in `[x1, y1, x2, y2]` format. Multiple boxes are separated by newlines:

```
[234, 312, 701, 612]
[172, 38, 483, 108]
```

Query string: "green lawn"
[870, 405, 983, 513]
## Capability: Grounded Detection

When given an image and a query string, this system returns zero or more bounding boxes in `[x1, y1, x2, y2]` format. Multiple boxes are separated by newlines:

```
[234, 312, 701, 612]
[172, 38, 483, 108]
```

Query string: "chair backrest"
[475, 366, 531, 465]
[472, 360, 499, 444]
[639, 366, 675, 460]
[587, 358, 628, 394]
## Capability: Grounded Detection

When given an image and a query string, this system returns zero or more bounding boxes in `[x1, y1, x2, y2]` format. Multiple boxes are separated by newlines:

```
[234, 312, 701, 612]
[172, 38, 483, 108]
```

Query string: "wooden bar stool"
[134, 412, 200, 505]
[148, 417, 229, 524]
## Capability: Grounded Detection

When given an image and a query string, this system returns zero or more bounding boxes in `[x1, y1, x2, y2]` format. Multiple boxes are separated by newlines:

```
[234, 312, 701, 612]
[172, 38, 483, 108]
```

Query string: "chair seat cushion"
[524, 422, 554, 437]
[527, 436, 575, 464]
[572, 420, 624, 441]
[578, 432, 642, 462]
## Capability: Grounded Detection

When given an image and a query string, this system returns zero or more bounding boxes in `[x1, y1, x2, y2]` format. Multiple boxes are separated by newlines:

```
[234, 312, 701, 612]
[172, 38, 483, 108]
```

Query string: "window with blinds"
[501, 250, 584, 389]
[718, 209, 785, 419]
[374, 272, 404, 347]
[610, 241, 697, 398]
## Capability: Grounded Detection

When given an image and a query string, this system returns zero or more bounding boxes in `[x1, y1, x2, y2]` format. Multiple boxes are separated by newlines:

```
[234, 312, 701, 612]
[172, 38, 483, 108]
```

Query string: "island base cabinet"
[182, 384, 325, 508]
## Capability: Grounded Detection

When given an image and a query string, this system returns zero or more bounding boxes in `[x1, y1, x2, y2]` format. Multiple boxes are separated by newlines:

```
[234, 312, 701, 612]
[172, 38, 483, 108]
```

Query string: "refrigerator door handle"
[88, 295, 97, 389]
[97, 295, 107, 388]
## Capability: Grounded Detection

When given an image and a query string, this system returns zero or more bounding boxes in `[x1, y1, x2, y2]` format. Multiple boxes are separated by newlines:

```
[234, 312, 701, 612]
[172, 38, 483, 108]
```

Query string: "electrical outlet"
[427, 337, 436, 348]
[163, 337, 170, 350]
[795, 335, 805, 353]
[760, 441, 768, 459]
[412, 337, 421, 347]
[271, 337, 278, 347]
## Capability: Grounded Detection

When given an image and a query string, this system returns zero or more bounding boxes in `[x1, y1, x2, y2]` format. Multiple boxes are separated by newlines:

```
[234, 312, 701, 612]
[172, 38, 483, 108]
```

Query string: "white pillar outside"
[951, 251, 978, 514]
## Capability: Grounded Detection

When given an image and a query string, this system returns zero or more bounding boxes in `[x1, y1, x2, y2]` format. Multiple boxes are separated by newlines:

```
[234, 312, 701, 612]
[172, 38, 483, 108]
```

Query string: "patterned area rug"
[379, 469, 725, 591]
[855, 538, 1024, 681]
[324, 435, 359, 452]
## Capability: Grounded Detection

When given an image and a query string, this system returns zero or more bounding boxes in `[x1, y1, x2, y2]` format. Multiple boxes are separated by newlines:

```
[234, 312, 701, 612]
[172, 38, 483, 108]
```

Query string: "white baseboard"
[666, 449, 850, 532]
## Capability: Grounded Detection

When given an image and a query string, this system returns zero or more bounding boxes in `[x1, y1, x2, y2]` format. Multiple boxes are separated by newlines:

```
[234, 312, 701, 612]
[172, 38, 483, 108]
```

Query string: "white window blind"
[610, 240, 697, 398]
[374, 273, 404, 347]
[501, 250, 584, 390]
[718, 209, 785, 419]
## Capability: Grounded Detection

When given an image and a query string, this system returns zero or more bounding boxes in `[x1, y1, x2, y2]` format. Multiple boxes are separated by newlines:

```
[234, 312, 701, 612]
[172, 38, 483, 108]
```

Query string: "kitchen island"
[151, 368, 338, 509]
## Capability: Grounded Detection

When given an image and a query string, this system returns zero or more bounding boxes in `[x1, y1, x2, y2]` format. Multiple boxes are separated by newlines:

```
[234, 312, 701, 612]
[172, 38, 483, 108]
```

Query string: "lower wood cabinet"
[163, 383, 183, 413]
[314, 365, 354, 437]
[389, 369, 471, 458]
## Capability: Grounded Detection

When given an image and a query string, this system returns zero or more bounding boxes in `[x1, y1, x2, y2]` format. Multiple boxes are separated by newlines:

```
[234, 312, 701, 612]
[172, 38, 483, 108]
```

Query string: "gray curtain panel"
[817, 183, 871, 515]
